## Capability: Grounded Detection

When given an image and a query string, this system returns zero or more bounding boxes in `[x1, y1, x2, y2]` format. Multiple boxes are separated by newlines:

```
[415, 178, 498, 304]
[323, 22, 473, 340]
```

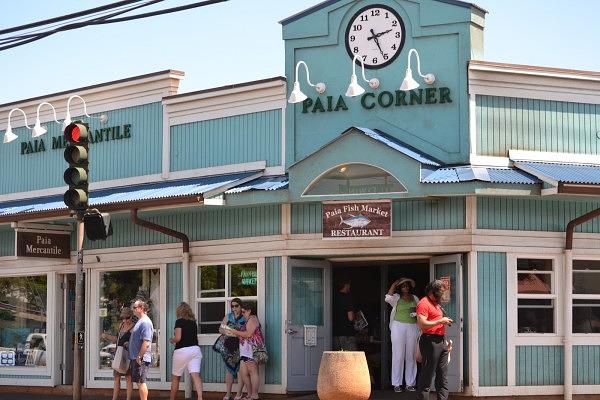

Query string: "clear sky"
[1, 0, 600, 104]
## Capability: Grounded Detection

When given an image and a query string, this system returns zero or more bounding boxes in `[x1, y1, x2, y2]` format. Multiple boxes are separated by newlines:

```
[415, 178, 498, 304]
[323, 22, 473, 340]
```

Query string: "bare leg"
[239, 362, 251, 399]
[246, 362, 260, 399]
[138, 382, 148, 400]
[190, 372, 204, 400]
[170, 375, 180, 400]
[225, 371, 234, 398]
[125, 375, 133, 400]
[112, 375, 121, 400]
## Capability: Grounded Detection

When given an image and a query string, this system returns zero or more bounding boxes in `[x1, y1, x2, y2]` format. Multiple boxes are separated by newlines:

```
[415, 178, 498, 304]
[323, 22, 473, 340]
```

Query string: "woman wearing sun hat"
[385, 277, 419, 392]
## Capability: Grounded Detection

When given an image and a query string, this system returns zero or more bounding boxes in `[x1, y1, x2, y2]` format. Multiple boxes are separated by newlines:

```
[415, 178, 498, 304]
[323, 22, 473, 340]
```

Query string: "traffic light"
[83, 209, 113, 240]
[63, 122, 89, 212]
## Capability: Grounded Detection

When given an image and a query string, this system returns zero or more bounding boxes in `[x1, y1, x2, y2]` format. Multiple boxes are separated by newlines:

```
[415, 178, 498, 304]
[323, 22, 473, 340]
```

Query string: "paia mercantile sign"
[322, 200, 391, 239]
[16, 231, 71, 259]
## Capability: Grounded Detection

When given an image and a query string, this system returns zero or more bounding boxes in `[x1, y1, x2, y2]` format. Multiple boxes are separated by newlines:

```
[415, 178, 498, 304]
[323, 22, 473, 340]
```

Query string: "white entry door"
[286, 258, 331, 392]
[430, 254, 463, 392]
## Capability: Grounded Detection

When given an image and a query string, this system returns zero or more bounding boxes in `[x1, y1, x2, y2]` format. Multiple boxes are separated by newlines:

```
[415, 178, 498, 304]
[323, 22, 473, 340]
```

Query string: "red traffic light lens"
[71, 126, 80, 141]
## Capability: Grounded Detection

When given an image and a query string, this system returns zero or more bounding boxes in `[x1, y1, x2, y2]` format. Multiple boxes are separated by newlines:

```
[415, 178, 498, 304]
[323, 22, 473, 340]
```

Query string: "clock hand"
[374, 29, 392, 38]
[368, 28, 385, 57]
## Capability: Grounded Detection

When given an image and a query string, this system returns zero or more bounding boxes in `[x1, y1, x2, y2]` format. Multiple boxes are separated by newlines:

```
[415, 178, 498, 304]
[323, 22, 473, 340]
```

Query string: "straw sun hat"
[397, 277, 415, 288]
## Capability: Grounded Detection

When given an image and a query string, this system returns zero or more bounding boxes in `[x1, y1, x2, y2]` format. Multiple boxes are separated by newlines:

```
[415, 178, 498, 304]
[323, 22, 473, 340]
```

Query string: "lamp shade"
[288, 81, 308, 104]
[400, 68, 419, 91]
[345, 74, 365, 97]
[3, 125, 18, 144]
[32, 119, 47, 138]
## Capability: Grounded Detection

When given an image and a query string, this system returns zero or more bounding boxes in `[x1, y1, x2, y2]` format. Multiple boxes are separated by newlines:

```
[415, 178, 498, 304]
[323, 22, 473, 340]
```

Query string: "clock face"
[345, 4, 406, 69]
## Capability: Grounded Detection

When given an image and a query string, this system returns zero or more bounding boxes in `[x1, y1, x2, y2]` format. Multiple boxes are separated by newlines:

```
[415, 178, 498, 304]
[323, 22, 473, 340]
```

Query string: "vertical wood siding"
[478, 197, 600, 232]
[477, 252, 507, 386]
[0, 102, 163, 195]
[264, 256, 282, 384]
[85, 205, 281, 250]
[291, 198, 465, 234]
[0, 229, 14, 257]
[170, 109, 282, 171]
[573, 345, 600, 385]
[393, 198, 465, 230]
[476, 95, 600, 157]
[200, 344, 226, 383]
[166, 263, 183, 382]
[516, 346, 564, 386]
[291, 203, 322, 234]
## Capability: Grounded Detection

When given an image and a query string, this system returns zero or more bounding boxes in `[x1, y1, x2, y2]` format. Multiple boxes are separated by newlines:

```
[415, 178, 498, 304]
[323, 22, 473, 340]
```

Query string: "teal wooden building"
[0, 1, 599, 399]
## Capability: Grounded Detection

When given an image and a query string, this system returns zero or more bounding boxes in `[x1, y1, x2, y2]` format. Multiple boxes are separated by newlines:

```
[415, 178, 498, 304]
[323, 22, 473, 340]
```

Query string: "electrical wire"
[0, 0, 228, 52]
[0, 0, 164, 45]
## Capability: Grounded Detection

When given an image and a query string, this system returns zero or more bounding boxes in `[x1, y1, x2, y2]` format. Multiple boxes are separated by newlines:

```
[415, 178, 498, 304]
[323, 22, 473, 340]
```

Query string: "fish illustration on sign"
[340, 214, 371, 228]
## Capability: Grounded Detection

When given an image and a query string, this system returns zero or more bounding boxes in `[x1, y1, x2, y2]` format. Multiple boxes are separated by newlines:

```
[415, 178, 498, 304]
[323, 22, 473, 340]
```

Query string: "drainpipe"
[131, 209, 192, 398]
[563, 207, 600, 400]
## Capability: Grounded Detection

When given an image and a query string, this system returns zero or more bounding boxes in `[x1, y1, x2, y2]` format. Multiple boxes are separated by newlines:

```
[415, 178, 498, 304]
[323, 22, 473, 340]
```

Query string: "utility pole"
[73, 215, 85, 400]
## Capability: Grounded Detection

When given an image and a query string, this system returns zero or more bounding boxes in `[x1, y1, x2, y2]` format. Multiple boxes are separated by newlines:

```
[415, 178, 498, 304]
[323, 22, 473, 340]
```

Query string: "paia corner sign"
[322, 200, 391, 239]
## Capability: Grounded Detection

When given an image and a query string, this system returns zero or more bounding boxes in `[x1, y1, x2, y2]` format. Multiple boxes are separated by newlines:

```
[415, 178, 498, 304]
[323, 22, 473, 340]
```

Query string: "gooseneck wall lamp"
[2, 95, 108, 144]
[400, 48, 436, 91]
[288, 61, 327, 104]
[346, 55, 380, 97]
[63, 95, 108, 128]
[3, 109, 31, 144]
[32, 102, 60, 138]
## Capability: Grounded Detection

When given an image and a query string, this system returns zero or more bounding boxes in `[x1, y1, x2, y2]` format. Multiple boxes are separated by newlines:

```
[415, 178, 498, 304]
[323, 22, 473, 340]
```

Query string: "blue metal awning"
[353, 127, 442, 167]
[513, 161, 600, 186]
[0, 171, 289, 219]
[226, 175, 288, 194]
[422, 166, 540, 184]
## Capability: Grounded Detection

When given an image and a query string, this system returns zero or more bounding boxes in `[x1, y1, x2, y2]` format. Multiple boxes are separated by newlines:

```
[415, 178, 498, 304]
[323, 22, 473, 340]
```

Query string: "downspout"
[563, 207, 600, 400]
[131, 209, 191, 398]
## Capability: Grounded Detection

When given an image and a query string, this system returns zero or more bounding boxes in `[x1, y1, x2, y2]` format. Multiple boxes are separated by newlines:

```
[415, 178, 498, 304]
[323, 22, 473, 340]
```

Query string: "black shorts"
[131, 360, 150, 384]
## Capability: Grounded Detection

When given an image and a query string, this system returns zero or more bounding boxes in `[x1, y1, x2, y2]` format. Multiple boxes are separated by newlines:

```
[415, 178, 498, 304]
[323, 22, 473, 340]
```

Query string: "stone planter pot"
[317, 351, 371, 400]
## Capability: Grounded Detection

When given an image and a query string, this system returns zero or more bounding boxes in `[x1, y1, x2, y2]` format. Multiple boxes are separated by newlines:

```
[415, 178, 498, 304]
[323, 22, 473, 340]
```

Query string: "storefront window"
[196, 263, 257, 334]
[303, 163, 407, 196]
[516, 259, 555, 333]
[0, 275, 47, 367]
[573, 260, 600, 333]
[98, 269, 160, 369]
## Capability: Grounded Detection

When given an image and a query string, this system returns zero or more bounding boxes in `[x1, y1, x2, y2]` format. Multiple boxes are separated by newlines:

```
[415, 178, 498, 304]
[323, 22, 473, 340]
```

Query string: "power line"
[0, 0, 228, 52]
[0, 0, 147, 35]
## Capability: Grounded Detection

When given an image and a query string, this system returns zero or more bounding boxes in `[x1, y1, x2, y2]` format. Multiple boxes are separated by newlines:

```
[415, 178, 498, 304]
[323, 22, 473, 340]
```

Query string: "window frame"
[508, 253, 562, 343]
[572, 257, 600, 337]
[88, 264, 166, 387]
[195, 260, 263, 345]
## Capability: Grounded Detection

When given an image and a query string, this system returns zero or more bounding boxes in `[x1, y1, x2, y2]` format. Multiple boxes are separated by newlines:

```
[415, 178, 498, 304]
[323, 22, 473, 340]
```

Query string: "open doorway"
[331, 260, 429, 390]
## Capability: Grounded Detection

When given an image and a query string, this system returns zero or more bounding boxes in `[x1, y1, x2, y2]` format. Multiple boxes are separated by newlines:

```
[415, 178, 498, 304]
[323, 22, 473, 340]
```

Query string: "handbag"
[111, 345, 130, 374]
[252, 344, 269, 365]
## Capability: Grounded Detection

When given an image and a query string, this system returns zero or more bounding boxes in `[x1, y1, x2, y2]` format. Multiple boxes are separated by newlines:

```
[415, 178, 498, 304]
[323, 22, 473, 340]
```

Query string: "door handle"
[286, 328, 298, 335]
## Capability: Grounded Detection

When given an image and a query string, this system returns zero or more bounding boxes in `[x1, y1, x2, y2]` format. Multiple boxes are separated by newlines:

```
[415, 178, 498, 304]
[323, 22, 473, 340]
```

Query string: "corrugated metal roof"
[514, 161, 600, 185]
[0, 172, 272, 217]
[354, 127, 442, 167]
[422, 166, 540, 184]
[225, 176, 288, 194]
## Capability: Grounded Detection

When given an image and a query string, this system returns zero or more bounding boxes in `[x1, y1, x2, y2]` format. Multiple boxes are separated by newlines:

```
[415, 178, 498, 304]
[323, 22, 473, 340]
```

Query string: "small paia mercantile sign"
[16, 231, 71, 259]
[322, 200, 391, 239]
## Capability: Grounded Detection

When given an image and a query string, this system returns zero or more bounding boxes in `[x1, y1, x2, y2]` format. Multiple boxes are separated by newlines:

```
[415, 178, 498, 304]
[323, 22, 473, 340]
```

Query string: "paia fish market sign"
[19, 124, 133, 155]
[322, 200, 391, 239]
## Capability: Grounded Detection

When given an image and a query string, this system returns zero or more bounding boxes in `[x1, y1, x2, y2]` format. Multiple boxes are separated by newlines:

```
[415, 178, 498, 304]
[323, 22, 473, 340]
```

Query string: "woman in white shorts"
[169, 302, 203, 400]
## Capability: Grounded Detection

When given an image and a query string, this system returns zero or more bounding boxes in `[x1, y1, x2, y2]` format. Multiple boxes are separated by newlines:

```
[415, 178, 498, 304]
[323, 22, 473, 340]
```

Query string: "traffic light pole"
[73, 214, 85, 400]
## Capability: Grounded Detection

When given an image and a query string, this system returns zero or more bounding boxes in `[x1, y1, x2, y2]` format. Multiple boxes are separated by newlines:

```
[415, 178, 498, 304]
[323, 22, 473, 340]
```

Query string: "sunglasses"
[231, 304, 240, 308]
[132, 305, 141, 309]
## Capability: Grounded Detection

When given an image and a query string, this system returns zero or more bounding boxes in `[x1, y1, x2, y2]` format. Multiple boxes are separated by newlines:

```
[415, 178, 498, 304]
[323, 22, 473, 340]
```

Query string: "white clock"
[345, 4, 406, 69]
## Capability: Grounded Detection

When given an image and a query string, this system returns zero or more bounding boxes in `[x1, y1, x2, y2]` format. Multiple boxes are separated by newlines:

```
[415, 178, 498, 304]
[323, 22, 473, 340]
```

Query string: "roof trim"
[469, 60, 600, 81]
[163, 76, 286, 101]
[0, 70, 185, 109]
[280, 0, 486, 25]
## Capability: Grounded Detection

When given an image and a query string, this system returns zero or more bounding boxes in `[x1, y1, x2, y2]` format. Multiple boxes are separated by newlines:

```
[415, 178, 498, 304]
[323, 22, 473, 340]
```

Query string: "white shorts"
[172, 346, 202, 376]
